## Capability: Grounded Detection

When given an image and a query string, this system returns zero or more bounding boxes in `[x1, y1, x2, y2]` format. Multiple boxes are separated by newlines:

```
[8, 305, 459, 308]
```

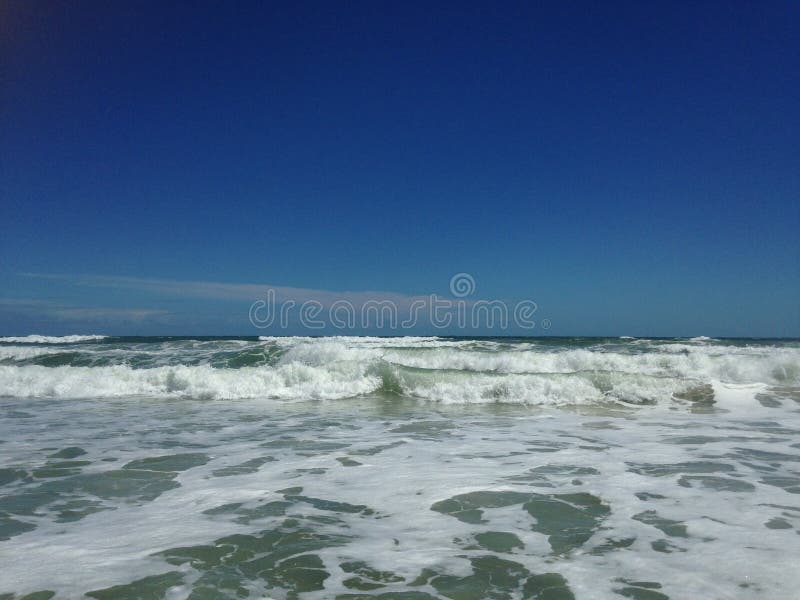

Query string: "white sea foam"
[0, 337, 796, 405]
[259, 335, 476, 348]
[0, 334, 108, 343]
[0, 362, 381, 401]
[0, 345, 68, 360]
[0, 337, 798, 598]
[383, 344, 800, 385]
[0, 363, 623, 404]
[2, 393, 799, 598]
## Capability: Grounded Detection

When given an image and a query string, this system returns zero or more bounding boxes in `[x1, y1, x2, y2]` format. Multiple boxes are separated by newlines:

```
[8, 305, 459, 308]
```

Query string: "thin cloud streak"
[21, 273, 434, 308]
[49, 308, 170, 321]
[0, 297, 170, 322]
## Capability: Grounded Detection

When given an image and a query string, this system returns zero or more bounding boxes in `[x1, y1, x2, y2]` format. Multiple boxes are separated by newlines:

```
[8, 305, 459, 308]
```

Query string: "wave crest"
[0, 334, 108, 344]
[0, 336, 796, 405]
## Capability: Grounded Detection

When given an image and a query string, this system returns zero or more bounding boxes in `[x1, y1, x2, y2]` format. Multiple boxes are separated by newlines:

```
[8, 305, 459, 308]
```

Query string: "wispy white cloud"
[0, 297, 170, 322]
[48, 307, 170, 321]
[0, 298, 54, 307]
[21, 273, 431, 308]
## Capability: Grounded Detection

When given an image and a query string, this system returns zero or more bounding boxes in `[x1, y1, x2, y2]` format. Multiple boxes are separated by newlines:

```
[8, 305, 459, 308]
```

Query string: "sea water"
[0, 335, 798, 599]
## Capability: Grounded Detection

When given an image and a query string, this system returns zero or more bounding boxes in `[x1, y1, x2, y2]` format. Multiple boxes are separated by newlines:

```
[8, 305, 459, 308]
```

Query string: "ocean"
[0, 335, 798, 599]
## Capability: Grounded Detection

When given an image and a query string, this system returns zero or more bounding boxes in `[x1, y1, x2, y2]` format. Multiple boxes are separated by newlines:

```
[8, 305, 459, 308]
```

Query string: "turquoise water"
[1, 335, 799, 598]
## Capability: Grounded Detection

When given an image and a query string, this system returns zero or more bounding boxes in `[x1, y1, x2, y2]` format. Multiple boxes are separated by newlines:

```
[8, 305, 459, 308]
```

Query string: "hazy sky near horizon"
[1, 1, 798, 336]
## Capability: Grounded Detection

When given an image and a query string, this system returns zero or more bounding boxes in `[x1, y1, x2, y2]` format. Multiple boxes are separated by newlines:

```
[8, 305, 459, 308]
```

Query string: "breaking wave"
[0, 334, 108, 344]
[0, 335, 797, 405]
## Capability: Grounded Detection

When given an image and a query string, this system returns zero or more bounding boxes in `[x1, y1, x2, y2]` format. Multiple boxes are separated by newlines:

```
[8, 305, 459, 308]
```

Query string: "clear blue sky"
[1, 1, 798, 336]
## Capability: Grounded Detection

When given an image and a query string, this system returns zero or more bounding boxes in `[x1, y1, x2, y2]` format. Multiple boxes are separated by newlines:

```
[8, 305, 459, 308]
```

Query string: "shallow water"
[1, 336, 799, 598]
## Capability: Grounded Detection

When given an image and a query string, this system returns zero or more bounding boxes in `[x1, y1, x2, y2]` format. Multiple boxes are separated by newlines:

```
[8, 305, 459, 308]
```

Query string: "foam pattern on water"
[1, 390, 800, 599]
[1, 336, 799, 598]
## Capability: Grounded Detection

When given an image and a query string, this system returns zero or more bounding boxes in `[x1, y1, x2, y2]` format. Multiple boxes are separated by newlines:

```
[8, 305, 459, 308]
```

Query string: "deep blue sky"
[1, 1, 798, 336]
